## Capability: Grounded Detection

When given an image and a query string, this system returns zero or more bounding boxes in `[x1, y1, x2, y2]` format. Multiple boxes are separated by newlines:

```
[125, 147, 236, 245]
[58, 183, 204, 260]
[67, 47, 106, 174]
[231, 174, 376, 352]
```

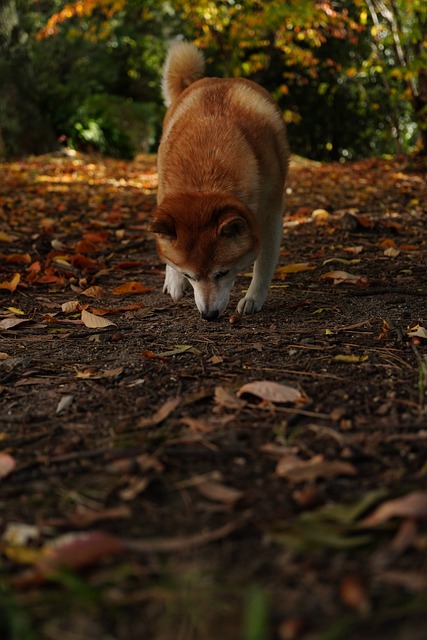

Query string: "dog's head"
[151, 192, 259, 319]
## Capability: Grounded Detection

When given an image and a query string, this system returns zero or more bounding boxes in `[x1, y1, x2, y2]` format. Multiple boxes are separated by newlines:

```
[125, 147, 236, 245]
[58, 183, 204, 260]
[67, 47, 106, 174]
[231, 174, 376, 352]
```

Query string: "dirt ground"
[0, 152, 427, 640]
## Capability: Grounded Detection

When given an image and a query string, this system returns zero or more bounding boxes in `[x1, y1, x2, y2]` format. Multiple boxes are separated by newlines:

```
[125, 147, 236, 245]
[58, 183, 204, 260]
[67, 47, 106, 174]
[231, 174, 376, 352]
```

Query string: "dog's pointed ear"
[218, 214, 248, 238]
[150, 214, 176, 239]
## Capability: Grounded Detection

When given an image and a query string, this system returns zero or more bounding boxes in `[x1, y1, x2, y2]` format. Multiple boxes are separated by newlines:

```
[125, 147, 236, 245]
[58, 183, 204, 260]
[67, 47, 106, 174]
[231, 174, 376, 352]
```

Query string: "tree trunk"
[0, 0, 57, 158]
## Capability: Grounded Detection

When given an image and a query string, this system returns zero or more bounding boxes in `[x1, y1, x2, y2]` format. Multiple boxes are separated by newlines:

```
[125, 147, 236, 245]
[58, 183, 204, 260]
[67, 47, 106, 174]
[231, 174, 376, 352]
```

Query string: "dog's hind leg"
[237, 211, 283, 315]
[163, 264, 188, 302]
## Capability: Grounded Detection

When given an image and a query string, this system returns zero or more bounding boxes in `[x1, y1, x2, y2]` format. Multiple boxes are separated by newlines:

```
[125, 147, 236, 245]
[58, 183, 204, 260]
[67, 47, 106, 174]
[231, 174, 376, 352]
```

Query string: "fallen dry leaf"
[356, 214, 375, 228]
[407, 324, 427, 339]
[156, 344, 202, 357]
[120, 477, 150, 501]
[372, 518, 418, 569]
[0, 231, 16, 243]
[343, 246, 363, 254]
[237, 380, 305, 404]
[0, 317, 33, 330]
[13, 531, 124, 587]
[379, 238, 397, 249]
[197, 480, 243, 505]
[89, 302, 144, 315]
[56, 395, 73, 413]
[138, 396, 180, 427]
[339, 575, 370, 613]
[321, 270, 368, 286]
[362, 491, 427, 525]
[311, 208, 330, 219]
[81, 309, 117, 329]
[112, 281, 153, 295]
[81, 285, 105, 297]
[276, 263, 315, 275]
[333, 354, 369, 364]
[61, 300, 80, 313]
[276, 453, 357, 482]
[0, 273, 20, 292]
[383, 246, 400, 257]
[6, 306, 25, 315]
[214, 386, 244, 409]
[0, 452, 16, 478]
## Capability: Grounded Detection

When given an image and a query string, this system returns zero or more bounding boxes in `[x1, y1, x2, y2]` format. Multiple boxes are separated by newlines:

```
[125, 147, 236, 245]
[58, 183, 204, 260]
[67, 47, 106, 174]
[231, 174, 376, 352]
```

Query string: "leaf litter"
[0, 153, 427, 640]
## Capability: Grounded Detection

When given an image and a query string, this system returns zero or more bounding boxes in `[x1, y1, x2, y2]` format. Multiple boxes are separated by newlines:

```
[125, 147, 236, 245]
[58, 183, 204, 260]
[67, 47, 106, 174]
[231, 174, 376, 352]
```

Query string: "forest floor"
[0, 151, 426, 640]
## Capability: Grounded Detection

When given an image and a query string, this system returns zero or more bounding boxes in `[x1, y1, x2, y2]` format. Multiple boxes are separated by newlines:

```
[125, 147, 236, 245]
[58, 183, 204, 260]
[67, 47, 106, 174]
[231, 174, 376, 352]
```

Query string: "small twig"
[349, 287, 427, 297]
[124, 513, 251, 554]
[248, 366, 342, 380]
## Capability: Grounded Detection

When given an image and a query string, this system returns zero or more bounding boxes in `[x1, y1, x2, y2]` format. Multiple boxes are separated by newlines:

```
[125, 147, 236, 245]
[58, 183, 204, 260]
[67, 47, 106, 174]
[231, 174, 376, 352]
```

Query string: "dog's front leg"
[163, 264, 188, 302]
[237, 213, 283, 315]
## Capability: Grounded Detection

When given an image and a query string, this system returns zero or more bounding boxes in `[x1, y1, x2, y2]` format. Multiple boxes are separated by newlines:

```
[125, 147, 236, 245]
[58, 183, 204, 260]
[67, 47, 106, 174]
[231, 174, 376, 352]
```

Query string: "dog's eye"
[215, 270, 230, 280]
[183, 272, 194, 281]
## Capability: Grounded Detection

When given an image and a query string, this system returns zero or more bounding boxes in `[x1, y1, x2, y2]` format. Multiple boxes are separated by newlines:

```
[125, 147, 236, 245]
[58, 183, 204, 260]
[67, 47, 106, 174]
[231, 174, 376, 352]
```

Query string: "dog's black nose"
[201, 310, 219, 321]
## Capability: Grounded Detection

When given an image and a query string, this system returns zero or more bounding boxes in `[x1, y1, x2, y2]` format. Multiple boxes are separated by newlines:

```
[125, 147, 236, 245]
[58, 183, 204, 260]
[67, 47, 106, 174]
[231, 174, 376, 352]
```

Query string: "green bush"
[67, 94, 161, 159]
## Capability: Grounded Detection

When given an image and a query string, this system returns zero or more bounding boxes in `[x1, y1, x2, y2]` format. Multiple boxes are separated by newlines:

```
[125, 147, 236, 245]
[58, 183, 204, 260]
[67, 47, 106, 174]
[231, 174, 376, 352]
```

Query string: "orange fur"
[151, 42, 289, 319]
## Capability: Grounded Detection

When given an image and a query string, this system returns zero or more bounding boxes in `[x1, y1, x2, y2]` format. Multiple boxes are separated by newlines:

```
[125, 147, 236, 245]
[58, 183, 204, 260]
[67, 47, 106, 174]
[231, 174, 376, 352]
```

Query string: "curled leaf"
[0, 273, 20, 292]
[13, 531, 124, 587]
[112, 281, 153, 295]
[61, 300, 80, 313]
[156, 344, 202, 357]
[407, 325, 427, 339]
[362, 491, 427, 526]
[82, 285, 105, 298]
[197, 480, 243, 505]
[81, 309, 116, 329]
[276, 453, 356, 482]
[237, 380, 305, 404]
[321, 270, 368, 286]
[384, 247, 400, 258]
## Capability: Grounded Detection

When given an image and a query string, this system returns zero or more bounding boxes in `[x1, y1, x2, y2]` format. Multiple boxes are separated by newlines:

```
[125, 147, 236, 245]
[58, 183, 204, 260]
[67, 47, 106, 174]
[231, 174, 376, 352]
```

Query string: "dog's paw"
[237, 295, 262, 315]
[163, 265, 187, 302]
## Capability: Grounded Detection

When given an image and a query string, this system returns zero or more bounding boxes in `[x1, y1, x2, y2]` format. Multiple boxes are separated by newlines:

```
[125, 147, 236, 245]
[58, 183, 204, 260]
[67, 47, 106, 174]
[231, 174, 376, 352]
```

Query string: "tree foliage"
[0, 0, 426, 159]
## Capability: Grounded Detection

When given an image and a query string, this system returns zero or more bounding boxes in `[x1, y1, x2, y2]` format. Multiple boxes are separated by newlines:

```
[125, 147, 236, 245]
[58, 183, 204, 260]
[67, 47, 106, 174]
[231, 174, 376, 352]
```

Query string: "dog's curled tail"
[162, 41, 205, 107]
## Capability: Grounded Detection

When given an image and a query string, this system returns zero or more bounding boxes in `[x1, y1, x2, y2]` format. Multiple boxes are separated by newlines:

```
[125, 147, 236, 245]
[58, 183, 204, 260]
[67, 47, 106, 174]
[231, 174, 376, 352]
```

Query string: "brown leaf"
[276, 263, 315, 274]
[61, 300, 80, 313]
[137, 396, 180, 427]
[321, 270, 368, 286]
[196, 480, 243, 505]
[362, 491, 427, 525]
[90, 302, 144, 315]
[237, 380, 305, 404]
[82, 285, 105, 298]
[0, 317, 33, 330]
[215, 385, 244, 409]
[81, 309, 117, 329]
[12, 531, 124, 587]
[0, 452, 16, 478]
[339, 575, 370, 613]
[276, 453, 357, 482]
[112, 281, 153, 295]
[0, 273, 20, 291]
[372, 518, 418, 569]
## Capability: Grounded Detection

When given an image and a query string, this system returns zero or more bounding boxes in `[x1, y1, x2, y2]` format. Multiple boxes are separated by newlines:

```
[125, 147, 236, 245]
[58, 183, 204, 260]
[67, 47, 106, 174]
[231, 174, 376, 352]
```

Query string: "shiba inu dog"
[151, 41, 289, 320]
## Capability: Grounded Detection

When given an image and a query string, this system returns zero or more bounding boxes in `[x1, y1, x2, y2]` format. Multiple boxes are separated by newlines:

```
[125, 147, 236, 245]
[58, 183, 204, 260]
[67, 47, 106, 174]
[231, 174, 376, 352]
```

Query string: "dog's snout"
[201, 309, 219, 321]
